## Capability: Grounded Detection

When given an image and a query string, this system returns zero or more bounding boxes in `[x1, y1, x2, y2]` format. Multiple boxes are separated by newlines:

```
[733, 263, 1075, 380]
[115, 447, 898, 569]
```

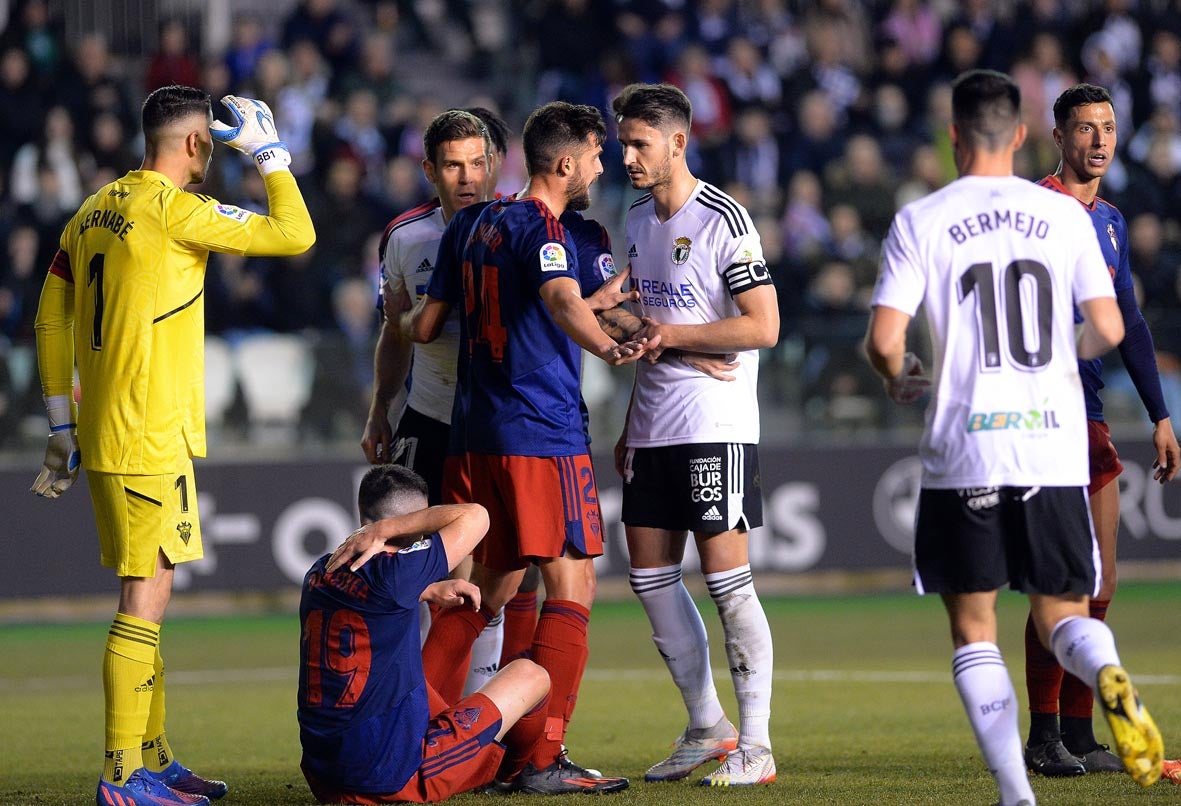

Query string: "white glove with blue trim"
[209, 95, 291, 175]
[31, 395, 81, 498]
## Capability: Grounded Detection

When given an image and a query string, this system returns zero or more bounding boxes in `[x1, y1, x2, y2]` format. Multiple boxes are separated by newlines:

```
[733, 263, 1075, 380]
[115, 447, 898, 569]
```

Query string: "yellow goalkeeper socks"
[142, 733, 175, 773]
[101, 613, 159, 784]
[142, 641, 175, 773]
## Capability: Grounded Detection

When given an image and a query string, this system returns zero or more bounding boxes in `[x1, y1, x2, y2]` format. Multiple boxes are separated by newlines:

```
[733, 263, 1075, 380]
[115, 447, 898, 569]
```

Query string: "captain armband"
[723, 260, 774, 296]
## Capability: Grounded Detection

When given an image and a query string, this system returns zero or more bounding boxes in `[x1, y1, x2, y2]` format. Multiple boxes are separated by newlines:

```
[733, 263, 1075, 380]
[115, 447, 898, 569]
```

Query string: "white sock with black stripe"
[952, 642, 1034, 806]
[705, 564, 772, 749]
[629, 565, 724, 730]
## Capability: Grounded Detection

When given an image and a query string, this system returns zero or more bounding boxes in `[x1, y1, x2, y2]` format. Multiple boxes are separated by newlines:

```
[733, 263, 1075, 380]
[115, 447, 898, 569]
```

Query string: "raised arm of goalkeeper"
[31, 94, 315, 497]
[201, 94, 315, 256]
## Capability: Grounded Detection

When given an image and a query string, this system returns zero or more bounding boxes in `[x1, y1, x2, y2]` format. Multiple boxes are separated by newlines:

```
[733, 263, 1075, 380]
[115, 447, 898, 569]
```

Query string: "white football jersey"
[381, 204, 458, 424]
[872, 175, 1115, 488]
[624, 181, 771, 447]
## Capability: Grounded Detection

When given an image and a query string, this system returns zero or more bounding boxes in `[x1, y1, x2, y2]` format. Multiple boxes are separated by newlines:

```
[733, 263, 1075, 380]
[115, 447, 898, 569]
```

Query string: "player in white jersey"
[359, 109, 514, 697]
[865, 69, 1163, 804]
[363, 110, 490, 496]
[612, 83, 779, 787]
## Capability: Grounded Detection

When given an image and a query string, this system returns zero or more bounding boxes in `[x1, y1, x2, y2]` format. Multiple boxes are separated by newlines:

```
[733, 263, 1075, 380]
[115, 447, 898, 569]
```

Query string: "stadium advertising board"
[4, 443, 1180, 598]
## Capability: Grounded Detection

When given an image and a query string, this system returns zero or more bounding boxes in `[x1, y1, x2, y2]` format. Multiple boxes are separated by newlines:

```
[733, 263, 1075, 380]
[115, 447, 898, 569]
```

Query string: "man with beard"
[330, 101, 654, 794]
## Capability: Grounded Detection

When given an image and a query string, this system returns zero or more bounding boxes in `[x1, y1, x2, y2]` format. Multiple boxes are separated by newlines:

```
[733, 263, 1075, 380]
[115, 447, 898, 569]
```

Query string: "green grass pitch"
[2, 582, 1180, 805]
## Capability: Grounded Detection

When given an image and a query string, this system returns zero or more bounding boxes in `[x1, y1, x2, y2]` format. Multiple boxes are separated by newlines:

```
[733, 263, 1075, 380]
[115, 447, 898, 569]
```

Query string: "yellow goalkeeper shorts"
[88, 457, 204, 577]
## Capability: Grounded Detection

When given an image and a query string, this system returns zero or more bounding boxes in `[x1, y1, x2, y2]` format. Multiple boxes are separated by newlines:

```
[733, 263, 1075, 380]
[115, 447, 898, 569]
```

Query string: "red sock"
[422, 607, 492, 705]
[1060, 599, 1110, 719]
[500, 591, 539, 667]
[500, 693, 549, 781]
[526, 600, 589, 769]
[1025, 610, 1063, 715]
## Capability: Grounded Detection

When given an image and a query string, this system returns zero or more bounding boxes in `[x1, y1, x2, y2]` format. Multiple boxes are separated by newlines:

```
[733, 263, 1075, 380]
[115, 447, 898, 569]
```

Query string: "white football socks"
[1049, 615, 1121, 689]
[952, 643, 1034, 806]
[705, 564, 773, 750]
[629, 564, 725, 731]
[463, 611, 505, 697]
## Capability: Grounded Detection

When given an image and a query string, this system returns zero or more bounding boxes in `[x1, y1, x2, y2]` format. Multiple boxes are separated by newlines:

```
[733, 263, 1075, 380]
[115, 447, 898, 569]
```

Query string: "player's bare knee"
[582, 566, 597, 603]
[473, 565, 526, 611]
[537, 555, 597, 606]
[945, 606, 997, 647]
[503, 658, 550, 697]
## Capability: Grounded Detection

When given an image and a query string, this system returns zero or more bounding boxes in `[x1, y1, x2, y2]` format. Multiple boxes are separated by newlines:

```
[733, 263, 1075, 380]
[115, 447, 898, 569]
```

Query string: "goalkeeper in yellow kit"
[31, 85, 315, 806]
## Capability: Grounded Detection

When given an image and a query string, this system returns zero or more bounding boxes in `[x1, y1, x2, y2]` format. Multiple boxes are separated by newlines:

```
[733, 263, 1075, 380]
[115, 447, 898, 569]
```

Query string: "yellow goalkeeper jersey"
[36, 168, 315, 474]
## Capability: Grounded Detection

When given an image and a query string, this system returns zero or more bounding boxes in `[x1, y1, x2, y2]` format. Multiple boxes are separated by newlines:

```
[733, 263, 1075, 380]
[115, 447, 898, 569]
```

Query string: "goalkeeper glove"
[31, 394, 81, 499]
[209, 95, 291, 175]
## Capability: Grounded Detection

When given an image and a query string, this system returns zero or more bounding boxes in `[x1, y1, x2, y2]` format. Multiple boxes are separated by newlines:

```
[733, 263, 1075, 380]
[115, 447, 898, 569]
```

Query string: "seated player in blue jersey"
[298, 464, 551, 804]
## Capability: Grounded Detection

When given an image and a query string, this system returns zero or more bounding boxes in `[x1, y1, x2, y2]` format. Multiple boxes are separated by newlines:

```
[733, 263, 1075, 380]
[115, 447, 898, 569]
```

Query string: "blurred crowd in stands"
[2, 0, 1181, 447]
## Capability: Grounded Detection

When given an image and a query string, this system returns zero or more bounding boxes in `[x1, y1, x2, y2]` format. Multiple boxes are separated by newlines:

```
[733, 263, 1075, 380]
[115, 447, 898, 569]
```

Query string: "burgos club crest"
[672, 236, 692, 265]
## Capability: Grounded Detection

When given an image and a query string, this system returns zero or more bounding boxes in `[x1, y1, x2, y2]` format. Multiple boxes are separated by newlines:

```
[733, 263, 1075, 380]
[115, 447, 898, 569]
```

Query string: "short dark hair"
[466, 106, 510, 157]
[142, 85, 210, 139]
[358, 464, 429, 524]
[951, 69, 1021, 151]
[1052, 83, 1115, 129]
[611, 83, 692, 133]
[522, 101, 605, 176]
[422, 109, 488, 165]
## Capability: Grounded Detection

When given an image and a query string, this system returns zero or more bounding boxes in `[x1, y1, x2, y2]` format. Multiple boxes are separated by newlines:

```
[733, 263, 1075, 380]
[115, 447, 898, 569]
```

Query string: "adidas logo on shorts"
[702, 505, 723, 521]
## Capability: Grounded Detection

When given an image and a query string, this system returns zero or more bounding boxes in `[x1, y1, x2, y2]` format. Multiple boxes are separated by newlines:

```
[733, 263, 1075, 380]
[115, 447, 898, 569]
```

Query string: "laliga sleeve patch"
[539, 242, 569, 272]
[215, 203, 253, 223]
[398, 537, 434, 554]
[596, 252, 617, 279]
